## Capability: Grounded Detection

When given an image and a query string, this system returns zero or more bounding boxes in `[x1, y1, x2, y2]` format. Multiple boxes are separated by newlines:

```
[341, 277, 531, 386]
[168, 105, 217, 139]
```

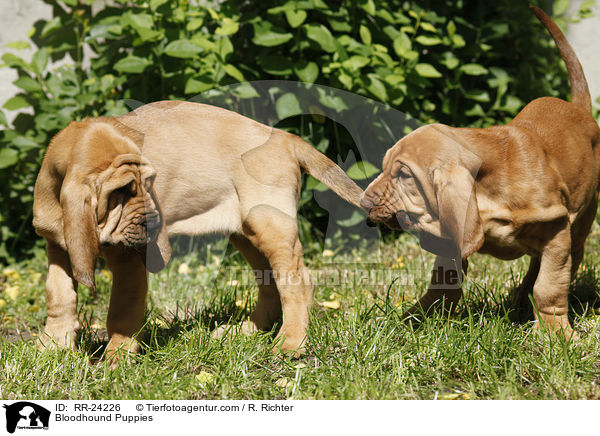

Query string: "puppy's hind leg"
[39, 241, 80, 350]
[241, 205, 313, 357]
[229, 234, 282, 331]
[511, 257, 540, 315]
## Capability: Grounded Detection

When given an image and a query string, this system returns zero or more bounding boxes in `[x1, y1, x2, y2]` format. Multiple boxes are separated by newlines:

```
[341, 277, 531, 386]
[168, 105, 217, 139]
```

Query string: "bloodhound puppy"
[33, 102, 363, 364]
[33, 117, 171, 364]
[361, 6, 600, 336]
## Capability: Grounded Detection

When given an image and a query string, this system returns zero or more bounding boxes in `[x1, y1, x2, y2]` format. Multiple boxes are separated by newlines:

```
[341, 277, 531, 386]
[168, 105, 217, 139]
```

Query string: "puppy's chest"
[478, 208, 531, 260]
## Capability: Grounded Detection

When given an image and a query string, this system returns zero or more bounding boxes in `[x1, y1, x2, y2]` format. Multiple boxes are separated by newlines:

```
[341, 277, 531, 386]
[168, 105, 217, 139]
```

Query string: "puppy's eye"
[116, 181, 136, 197]
[395, 165, 412, 179]
[144, 175, 156, 191]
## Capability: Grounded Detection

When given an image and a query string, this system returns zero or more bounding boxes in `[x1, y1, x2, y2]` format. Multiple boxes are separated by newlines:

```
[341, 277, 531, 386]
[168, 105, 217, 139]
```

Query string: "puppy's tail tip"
[531, 4, 592, 113]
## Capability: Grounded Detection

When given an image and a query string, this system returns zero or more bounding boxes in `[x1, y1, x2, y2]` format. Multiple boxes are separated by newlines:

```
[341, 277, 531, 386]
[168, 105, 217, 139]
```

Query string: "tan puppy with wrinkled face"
[33, 118, 171, 364]
[361, 6, 600, 335]
[34, 101, 363, 365]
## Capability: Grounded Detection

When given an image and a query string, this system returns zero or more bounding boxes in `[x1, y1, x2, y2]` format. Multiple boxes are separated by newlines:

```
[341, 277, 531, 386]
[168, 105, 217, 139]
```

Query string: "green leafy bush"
[0, 0, 592, 262]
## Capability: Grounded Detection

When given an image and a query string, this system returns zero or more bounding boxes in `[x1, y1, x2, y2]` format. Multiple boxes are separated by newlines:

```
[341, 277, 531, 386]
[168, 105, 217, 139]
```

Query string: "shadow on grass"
[381, 265, 600, 333]
[76, 288, 256, 361]
[460, 265, 600, 327]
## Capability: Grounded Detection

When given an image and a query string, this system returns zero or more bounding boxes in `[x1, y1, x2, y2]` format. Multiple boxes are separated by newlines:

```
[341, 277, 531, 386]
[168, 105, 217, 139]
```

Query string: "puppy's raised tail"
[293, 137, 364, 208]
[531, 5, 592, 112]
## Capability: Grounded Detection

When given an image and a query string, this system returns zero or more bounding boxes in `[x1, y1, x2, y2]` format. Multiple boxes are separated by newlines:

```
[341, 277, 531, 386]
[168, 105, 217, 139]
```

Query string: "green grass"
[1, 223, 600, 400]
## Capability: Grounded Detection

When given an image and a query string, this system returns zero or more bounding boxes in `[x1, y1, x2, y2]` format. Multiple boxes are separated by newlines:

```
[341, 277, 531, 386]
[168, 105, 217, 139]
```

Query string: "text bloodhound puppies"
[361, 6, 600, 336]
[33, 102, 363, 365]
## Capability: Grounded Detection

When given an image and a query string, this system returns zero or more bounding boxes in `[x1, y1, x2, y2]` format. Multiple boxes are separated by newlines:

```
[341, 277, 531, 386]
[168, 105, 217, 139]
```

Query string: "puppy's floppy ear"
[60, 172, 99, 291]
[432, 165, 484, 260]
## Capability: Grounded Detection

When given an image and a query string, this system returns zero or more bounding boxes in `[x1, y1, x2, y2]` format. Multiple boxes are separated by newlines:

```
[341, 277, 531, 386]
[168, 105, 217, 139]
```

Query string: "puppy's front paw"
[105, 334, 141, 369]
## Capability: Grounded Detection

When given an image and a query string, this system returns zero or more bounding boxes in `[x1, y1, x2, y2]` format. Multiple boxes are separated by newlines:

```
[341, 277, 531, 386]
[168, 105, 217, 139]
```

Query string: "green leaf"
[276, 93, 302, 120]
[150, 0, 169, 10]
[121, 12, 153, 31]
[223, 64, 245, 82]
[420, 22, 436, 32]
[62, 0, 78, 6]
[465, 103, 486, 117]
[14, 76, 42, 92]
[368, 75, 389, 100]
[451, 34, 466, 48]
[554, 0, 570, 15]
[346, 160, 380, 180]
[440, 52, 459, 69]
[216, 37, 233, 61]
[164, 39, 204, 58]
[3, 96, 29, 111]
[0, 148, 18, 169]
[294, 60, 319, 83]
[285, 9, 307, 28]
[216, 18, 239, 36]
[447, 21, 456, 37]
[259, 55, 293, 75]
[336, 210, 365, 227]
[231, 82, 260, 99]
[185, 76, 214, 94]
[359, 25, 372, 45]
[415, 63, 442, 78]
[113, 55, 151, 73]
[4, 41, 30, 50]
[2, 53, 30, 71]
[32, 48, 49, 75]
[0, 110, 7, 126]
[464, 89, 490, 102]
[305, 24, 336, 53]
[12, 136, 38, 148]
[41, 17, 61, 37]
[342, 55, 370, 71]
[459, 63, 488, 76]
[306, 175, 329, 192]
[393, 33, 412, 58]
[252, 21, 293, 47]
[415, 35, 443, 46]
[359, 0, 376, 15]
[187, 18, 204, 31]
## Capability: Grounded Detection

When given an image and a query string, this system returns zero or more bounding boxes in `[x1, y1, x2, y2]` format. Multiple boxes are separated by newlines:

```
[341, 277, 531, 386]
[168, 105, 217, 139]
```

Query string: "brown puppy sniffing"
[361, 6, 600, 336]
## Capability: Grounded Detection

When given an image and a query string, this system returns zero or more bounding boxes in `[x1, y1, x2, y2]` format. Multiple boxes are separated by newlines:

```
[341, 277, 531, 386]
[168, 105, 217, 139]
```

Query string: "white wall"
[0, 0, 52, 112]
[567, 0, 600, 108]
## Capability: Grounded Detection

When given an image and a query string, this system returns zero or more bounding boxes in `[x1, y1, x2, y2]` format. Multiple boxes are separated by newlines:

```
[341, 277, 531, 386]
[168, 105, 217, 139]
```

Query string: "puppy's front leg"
[39, 241, 80, 350]
[103, 247, 148, 368]
[533, 225, 573, 336]
[403, 256, 463, 321]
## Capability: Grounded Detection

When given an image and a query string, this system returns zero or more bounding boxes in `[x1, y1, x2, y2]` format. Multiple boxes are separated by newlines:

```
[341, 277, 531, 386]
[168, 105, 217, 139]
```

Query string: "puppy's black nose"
[146, 216, 161, 233]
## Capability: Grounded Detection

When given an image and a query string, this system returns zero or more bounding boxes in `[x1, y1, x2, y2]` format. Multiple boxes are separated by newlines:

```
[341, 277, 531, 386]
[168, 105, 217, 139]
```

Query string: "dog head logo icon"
[3, 402, 50, 433]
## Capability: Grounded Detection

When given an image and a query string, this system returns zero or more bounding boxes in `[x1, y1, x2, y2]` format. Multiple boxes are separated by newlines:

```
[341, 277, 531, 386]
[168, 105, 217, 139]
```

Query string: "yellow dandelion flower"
[3, 268, 20, 280]
[196, 371, 215, 384]
[5, 286, 19, 300]
[178, 263, 191, 275]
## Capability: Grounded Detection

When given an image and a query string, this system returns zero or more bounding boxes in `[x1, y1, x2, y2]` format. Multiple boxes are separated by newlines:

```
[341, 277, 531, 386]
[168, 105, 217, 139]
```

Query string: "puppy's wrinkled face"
[360, 132, 443, 239]
[96, 160, 161, 249]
